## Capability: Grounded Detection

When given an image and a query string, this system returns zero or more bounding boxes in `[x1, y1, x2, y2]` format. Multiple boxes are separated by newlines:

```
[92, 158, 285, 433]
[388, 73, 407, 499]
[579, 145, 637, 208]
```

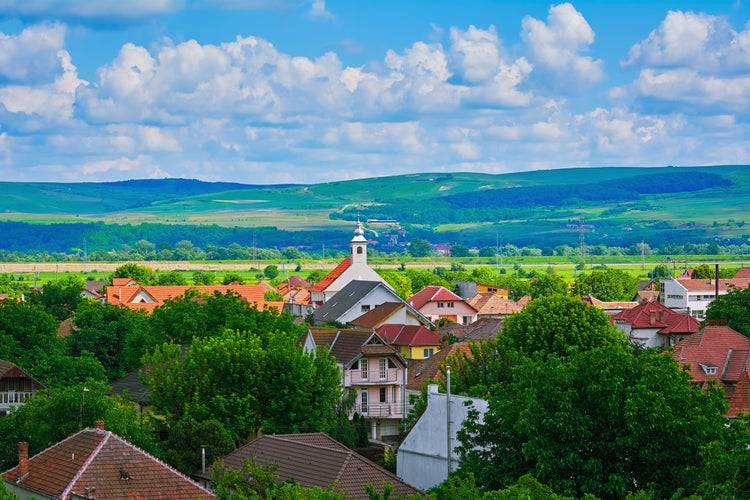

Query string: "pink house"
[300, 327, 408, 442]
[407, 286, 478, 325]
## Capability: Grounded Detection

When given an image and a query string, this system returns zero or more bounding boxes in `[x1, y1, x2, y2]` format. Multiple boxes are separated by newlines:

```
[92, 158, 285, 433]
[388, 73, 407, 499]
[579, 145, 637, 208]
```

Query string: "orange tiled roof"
[309, 258, 352, 292]
[2, 425, 214, 499]
[467, 293, 522, 316]
[672, 278, 750, 292]
[107, 284, 266, 313]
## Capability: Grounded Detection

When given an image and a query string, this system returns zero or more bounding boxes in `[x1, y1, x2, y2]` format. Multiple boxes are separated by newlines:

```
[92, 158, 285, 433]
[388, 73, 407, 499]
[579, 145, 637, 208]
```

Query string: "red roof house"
[407, 286, 477, 325]
[612, 299, 700, 348]
[672, 325, 750, 416]
[377, 324, 442, 360]
[3, 421, 214, 499]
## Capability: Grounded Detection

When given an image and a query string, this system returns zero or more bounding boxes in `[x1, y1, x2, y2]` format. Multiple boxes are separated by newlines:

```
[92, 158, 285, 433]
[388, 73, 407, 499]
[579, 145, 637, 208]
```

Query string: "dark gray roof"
[109, 368, 151, 404]
[306, 327, 375, 365]
[461, 317, 504, 341]
[198, 433, 423, 499]
[312, 281, 387, 325]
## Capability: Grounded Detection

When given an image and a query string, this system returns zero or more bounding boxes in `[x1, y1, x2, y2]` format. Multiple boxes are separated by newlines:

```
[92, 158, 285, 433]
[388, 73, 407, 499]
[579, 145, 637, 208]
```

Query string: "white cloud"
[0, 23, 67, 83]
[307, 0, 333, 20]
[521, 3, 604, 93]
[623, 12, 750, 114]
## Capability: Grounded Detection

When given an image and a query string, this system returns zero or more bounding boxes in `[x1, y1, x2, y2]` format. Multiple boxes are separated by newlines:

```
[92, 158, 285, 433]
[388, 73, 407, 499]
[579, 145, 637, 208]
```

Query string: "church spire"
[351, 217, 367, 265]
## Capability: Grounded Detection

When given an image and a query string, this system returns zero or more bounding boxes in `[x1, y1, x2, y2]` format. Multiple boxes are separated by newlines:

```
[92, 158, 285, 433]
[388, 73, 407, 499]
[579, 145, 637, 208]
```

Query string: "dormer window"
[699, 363, 717, 375]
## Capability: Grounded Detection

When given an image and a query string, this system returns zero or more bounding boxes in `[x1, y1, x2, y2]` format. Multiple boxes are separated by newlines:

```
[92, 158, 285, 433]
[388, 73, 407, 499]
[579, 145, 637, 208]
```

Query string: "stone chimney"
[18, 441, 29, 477]
[95, 420, 105, 430]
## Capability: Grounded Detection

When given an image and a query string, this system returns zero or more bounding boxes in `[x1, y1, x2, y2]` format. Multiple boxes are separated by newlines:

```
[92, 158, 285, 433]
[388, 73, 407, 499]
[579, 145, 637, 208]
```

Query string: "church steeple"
[351, 218, 367, 266]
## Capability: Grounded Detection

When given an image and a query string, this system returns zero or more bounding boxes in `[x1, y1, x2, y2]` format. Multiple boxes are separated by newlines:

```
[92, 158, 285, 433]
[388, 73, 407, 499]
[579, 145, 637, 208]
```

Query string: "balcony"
[352, 402, 405, 419]
[349, 368, 401, 385]
[0, 391, 33, 411]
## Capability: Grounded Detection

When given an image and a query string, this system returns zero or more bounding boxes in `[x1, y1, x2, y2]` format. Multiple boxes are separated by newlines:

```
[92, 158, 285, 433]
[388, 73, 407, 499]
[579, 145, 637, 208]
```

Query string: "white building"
[397, 384, 488, 491]
[659, 275, 750, 319]
[310, 220, 390, 305]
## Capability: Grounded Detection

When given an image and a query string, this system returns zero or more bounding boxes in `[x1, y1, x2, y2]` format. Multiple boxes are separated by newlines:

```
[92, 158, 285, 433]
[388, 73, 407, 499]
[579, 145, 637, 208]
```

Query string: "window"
[423, 348, 434, 357]
[379, 358, 387, 379]
[380, 387, 387, 403]
[357, 247, 363, 254]
[447, 302, 454, 308]
[388, 359, 397, 369]
[462, 316, 472, 325]
[361, 359, 368, 380]
[360, 389, 368, 413]
[437, 302, 444, 308]
[361, 304, 371, 313]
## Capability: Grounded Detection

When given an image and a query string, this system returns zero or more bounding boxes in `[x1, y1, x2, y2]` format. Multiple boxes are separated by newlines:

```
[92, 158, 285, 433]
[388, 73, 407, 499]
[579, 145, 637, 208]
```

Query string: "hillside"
[1, 165, 749, 252]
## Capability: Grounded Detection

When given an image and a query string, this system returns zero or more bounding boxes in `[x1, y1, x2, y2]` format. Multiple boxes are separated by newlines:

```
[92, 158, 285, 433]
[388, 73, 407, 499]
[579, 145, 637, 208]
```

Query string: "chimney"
[18, 441, 29, 477]
[95, 420, 105, 430]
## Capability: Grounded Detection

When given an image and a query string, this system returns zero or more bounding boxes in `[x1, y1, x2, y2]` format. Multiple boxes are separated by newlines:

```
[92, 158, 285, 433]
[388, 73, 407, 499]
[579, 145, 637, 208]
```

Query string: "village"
[2, 219, 750, 499]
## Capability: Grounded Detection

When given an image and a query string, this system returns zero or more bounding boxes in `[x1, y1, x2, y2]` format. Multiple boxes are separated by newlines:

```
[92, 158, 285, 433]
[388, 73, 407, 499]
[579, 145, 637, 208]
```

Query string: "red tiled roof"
[727, 370, 750, 417]
[580, 295, 639, 310]
[612, 300, 700, 335]
[734, 267, 750, 279]
[377, 324, 441, 347]
[309, 258, 351, 292]
[672, 326, 750, 386]
[407, 286, 466, 310]
[2, 426, 214, 499]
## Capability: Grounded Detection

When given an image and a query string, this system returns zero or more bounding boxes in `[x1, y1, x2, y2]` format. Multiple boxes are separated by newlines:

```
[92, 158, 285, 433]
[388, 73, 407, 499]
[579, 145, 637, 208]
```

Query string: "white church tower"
[309, 218, 390, 305]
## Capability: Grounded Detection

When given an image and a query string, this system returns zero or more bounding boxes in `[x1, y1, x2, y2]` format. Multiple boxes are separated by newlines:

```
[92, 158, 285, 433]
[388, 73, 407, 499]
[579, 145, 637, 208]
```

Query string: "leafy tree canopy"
[110, 263, 156, 285]
[705, 285, 750, 336]
[456, 347, 729, 499]
[499, 295, 628, 360]
[571, 268, 639, 302]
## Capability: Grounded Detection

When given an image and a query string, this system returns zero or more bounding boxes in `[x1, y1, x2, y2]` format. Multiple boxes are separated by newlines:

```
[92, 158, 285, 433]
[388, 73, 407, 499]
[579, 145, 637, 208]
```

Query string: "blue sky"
[0, 0, 749, 185]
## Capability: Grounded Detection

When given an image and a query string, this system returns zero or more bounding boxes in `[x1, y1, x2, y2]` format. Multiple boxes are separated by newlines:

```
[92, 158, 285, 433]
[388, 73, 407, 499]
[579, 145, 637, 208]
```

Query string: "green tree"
[456, 348, 729, 499]
[409, 237, 432, 258]
[380, 272, 413, 300]
[705, 285, 750, 336]
[450, 244, 471, 257]
[0, 299, 63, 372]
[0, 381, 157, 471]
[193, 270, 218, 285]
[156, 270, 188, 285]
[27, 275, 85, 320]
[222, 272, 244, 285]
[499, 295, 628, 360]
[649, 264, 671, 280]
[692, 263, 715, 279]
[263, 265, 279, 280]
[144, 328, 340, 442]
[163, 415, 235, 475]
[110, 263, 156, 285]
[441, 337, 516, 398]
[68, 301, 152, 380]
[528, 274, 569, 299]
[571, 268, 639, 302]
[697, 415, 750, 499]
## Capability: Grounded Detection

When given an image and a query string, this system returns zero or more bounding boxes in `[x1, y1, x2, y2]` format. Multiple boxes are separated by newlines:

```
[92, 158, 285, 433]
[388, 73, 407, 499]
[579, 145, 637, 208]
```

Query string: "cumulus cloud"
[0, 23, 66, 83]
[623, 11, 750, 114]
[521, 2, 604, 93]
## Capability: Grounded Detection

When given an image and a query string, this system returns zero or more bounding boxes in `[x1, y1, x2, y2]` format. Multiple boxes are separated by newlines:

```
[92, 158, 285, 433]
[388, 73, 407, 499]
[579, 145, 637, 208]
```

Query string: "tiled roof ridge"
[60, 430, 111, 499]
[103, 429, 216, 496]
[333, 448, 352, 485]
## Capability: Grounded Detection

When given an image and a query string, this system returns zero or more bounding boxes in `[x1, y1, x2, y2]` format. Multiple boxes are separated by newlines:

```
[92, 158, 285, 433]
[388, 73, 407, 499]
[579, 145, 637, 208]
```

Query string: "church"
[309, 219, 391, 306]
